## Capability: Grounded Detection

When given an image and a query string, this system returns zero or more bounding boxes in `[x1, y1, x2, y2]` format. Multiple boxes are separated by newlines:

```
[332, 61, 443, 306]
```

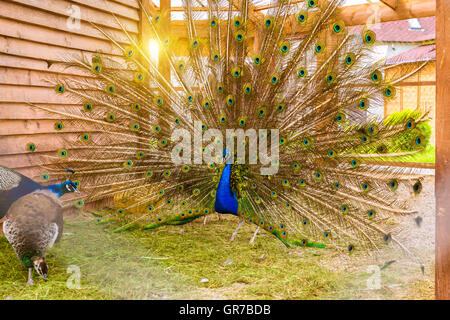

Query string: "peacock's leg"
[26, 268, 34, 285]
[229, 218, 245, 242]
[203, 216, 207, 225]
[249, 226, 260, 244]
[217, 213, 222, 221]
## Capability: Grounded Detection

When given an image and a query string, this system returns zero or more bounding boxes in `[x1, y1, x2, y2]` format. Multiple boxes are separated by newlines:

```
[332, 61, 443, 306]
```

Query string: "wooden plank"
[0, 84, 76, 104]
[0, 103, 84, 120]
[0, 119, 104, 135]
[0, 17, 124, 56]
[380, 0, 398, 10]
[13, 0, 139, 23]
[0, 67, 93, 87]
[0, 1, 132, 44]
[0, 36, 127, 66]
[436, 0, 450, 301]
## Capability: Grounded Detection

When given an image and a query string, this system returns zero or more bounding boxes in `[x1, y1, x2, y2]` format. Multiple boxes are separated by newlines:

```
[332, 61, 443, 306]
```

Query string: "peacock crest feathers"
[29, 0, 431, 258]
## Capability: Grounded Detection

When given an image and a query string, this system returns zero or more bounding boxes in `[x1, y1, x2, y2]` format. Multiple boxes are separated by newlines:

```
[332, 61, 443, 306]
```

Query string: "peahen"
[3, 190, 64, 284]
[30, 0, 430, 260]
[0, 167, 79, 219]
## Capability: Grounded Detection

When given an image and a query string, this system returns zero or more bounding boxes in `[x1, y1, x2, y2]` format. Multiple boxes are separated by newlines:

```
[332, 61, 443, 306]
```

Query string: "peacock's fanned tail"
[31, 0, 430, 258]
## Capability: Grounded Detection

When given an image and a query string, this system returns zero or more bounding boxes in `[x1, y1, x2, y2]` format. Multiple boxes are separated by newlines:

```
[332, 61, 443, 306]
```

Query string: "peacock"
[29, 0, 430, 261]
[3, 190, 64, 284]
[0, 167, 79, 219]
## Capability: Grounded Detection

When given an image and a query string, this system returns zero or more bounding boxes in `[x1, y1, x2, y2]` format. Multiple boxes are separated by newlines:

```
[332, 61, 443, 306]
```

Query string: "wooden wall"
[0, 0, 140, 181]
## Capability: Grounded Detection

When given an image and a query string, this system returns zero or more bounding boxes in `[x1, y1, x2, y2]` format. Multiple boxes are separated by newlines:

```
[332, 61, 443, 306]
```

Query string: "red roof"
[352, 17, 435, 43]
[386, 44, 436, 65]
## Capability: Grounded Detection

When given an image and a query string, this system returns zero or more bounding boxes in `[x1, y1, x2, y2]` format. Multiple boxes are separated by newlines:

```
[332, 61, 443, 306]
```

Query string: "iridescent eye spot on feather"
[123, 160, 133, 168]
[345, 54, 354, 66]
[282, 179, 290, 187]
[136, 151, 144, 159]
[132, 103, 141, 111]
[130, 123, 140, 132]
[58, 149, 68, 159]
[328, 149, 335, 158]
[299, 178, 306, 188]
[106, 84, 115, 94]
[192, 40, 199, 48]
[384, 233, 391, 243]
[270, 74, 279, 85]
[368, 209, 376, 220]
[276, 104, 285, 112]
[361, 182, 370, 192]
[124, 47, 134, 58]
[406, 118, 416, 129]
[413, 181, 422, 194]
[147, 206, 153, 211]
[264, 17, 273, 28]
[134, 72, 144, 83]
[233, 16, 243, 28]
[341, 205, 349, 215]
[413, 135, 424, 148]
[279, 137, 286, 145]
[153, 125, 161, 133]
[243, 83, 253, 95]
[212, 53, 220, 62]
[333, 182, 340, 190]
[332, 21, 345, 34]
[231, 66, 242, 78]
[377, 144, 387, 153]
[358, 98, 368, 110]
[292, 162, 299, 170]
[92, 63, 102, 74]
[54, 122, 63, 131]
[238, 117, 246, 127]
[326, 73, 336, 84]
[164, 170, 171, 178]
[302, 219, 308, 227]
[348, 244, 354, 254]
[210, 17, 218, 28]
[193, 189, 200, 196]
[257, 106, 266, 118]
[253, 55, 262, 65]
[106, 113, 116, 122]
[159, 190, 164, 196]
[75, 200, 84, 208]
[84, 102, 93, 112]
[335, 112, 345, 123]
[147, 171, 153, 178]
[314, 43, 324, 54]
[80, 133, 90, 143]
[226, 95, 234, 106]
[211, 190, 216, 197]
[40, 173, 49, 182]
[388, 179, 399, 191]
[159, 138, 168, 147]
[350, 159, 360, 168]
[371, 70, 382, 84]
[201, 124, 207, 131]
[297, 12, 307, 24]
[154, 97, 163, 105]
[279, 41, 290, 55]
[175, 118, 181, 125]
[235, 31, 245, 42]
[219, 115, 227, 124]
[186, 94, 194, 103]
[298, 67, 307, 78]
[324, 232, 330, 239]
[361, 135, 369, 143]
[383, 86, 396, 98]
[55, 84, 65, 94]
[255, 196, 262, 204]
[308, 0, 317, 8]
[182, 165, 190, 173]
[314, 172, 323, 182]
[363, 30, 376, 45]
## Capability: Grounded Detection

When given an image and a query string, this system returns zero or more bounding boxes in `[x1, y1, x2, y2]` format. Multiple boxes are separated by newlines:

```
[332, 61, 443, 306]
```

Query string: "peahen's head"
[32, 257, 48, 281]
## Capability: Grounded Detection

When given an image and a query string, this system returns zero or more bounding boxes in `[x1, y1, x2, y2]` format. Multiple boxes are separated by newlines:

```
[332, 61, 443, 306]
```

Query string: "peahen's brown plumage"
[29, 0, 430, 264]
[3, 190, 63, 284]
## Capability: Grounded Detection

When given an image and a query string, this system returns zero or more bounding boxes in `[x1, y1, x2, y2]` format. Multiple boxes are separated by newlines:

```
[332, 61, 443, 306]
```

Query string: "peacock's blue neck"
[46, 183, 65, 197]
[214, 163, 239, 215]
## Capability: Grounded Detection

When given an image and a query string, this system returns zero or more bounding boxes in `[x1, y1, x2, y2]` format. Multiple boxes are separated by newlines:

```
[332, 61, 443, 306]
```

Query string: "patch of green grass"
[0, 236, 111, 300]
[0, 213, 434, 300]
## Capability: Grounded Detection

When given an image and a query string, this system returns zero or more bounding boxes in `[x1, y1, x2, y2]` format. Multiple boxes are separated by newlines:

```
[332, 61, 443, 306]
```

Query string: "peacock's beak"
[74, 188, 80, 194]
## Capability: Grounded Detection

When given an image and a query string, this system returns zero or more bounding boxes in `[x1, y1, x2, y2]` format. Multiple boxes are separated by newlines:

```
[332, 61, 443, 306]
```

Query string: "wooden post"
[159, 0, 171, 83]
[436, 0, 450, 300]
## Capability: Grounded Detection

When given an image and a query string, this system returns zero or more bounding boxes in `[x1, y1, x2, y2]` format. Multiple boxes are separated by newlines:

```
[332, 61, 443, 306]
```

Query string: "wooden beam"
[158, 0, 171, 82]
[436, 0, 450, 301]
[380, 0, 398, 10]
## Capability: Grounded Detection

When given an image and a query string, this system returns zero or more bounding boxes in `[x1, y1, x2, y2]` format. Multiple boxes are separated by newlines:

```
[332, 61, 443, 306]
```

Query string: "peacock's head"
[223, 148, 233, 164]
[32, 257, 48, 281]
[61, 180, 80, 195]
